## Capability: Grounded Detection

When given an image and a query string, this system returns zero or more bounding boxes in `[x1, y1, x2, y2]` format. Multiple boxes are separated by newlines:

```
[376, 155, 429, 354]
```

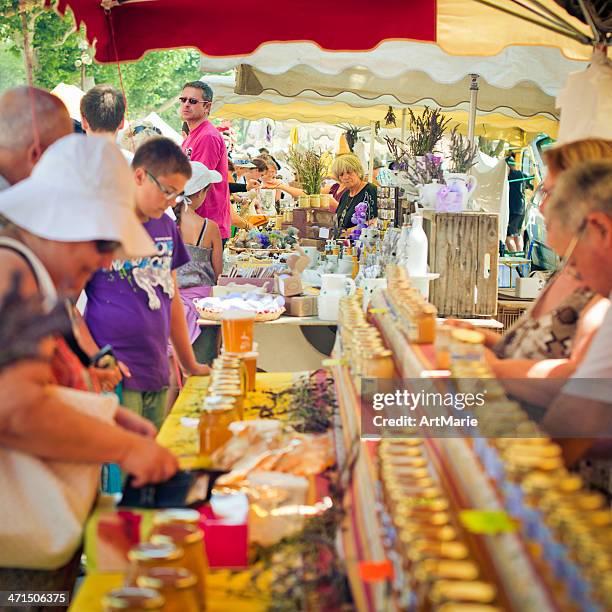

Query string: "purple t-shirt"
[84, 215, 190, 392]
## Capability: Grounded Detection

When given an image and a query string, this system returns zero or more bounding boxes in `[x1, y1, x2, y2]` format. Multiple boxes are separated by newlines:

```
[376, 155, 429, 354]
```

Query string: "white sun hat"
[0, 134, 155, 257]
[184, 161, 222, 196]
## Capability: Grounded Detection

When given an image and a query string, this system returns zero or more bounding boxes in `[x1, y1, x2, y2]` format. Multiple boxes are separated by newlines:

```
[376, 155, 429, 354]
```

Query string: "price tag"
[319, 227, 330, 239]
[358, 560, 394, 582]
[459, 510, 517, 534]
[369, 307, 389, 314]
[322, 358, 346, 367]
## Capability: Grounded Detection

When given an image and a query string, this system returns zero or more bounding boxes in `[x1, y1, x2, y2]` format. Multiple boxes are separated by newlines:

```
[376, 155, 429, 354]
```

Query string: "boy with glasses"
[180, 81, 232, 244]
[83, 137, 210, 428]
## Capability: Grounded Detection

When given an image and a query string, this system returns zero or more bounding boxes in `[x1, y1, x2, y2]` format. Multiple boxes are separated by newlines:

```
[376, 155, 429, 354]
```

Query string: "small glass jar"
[102, 587, 164, 612]
[361, 349, 395, 379]
[416, 305, 437, 344]
[199, 404, 238, 455]
[206, 385, 244, 419]
[126, 542, 184, 585]
[309, 194, 321, 208]
[150, 525, 207, 611]
[137, 567, 199, 612]
[450, 328, 485, 365]
[298, 194, 310, 208]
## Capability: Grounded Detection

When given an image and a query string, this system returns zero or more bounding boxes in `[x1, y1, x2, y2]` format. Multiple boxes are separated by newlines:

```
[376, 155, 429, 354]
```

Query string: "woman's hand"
[119, 437, 179, 487]
[90, 364, 123, 392]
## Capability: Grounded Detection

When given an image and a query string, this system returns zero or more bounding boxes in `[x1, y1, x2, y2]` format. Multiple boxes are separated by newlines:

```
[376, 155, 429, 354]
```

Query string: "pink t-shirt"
[182, 120, 231, 239]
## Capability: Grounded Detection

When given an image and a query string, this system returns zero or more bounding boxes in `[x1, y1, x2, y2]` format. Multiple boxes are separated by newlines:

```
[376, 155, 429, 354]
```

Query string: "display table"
[69, 373, 302, 612]
[331, 287, 607, 612]
[197, 315, 501, 372]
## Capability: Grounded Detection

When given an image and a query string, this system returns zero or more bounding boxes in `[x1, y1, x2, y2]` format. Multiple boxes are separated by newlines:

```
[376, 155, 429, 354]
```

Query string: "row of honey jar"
[198, 352, 254, 457]
[102, 509, 207, 612]
[460, 357, 612, 609]
[494, 437, 612, 609]
[338, 295, 395, 379]
[386, 266, 437, 345]
[378, 439, 501, 611]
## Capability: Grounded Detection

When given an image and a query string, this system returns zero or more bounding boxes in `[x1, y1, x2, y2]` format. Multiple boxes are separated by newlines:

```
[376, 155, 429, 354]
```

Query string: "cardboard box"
[300, 238, 326, 250]
[285, 295, 318, 317]
[275, 274, 303, 297]
[217, 276, 275, 292]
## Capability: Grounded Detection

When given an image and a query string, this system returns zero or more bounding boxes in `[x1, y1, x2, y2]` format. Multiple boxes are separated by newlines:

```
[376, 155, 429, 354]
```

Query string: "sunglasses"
[95, 240, 121, 254]
[133, 125, 162, 136]
[146, 170, 186, 204]
[178, 97, 210, 105]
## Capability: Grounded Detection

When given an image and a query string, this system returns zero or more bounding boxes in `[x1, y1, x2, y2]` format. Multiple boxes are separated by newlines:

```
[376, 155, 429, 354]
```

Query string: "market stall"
[67, 266, 611, 611]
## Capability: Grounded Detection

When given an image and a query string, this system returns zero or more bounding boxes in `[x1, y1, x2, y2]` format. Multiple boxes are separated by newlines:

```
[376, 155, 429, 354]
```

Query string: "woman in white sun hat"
[0, 135, 179, 583]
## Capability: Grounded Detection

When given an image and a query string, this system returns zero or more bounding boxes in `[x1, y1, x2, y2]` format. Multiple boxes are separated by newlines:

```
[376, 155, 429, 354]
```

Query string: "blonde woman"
[331, 153, 378, 231]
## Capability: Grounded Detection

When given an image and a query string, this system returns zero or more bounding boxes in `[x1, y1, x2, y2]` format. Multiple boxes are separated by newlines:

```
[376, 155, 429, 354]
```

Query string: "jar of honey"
[137, 567, 199, 612]
[126, 542, 184, 585]
[206, 385, 244, 419]
[102, 587, 164, 612]
[150, 524, 207, 610]
[199, 404, 238, 455]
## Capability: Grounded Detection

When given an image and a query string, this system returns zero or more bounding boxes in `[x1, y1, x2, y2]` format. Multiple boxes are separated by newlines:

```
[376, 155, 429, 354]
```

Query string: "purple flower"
[426, 153, 442, 166]
[258, 232, 271, 248]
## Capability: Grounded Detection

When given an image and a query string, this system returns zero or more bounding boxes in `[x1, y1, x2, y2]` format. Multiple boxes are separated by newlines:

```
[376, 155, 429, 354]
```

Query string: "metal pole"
[468, 74, 479, 145]
[400, 108, 407, 143]
[369, 121, 376, 182]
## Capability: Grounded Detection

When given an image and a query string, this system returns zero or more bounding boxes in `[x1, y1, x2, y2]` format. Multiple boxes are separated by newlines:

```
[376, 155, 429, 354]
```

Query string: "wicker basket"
[196, 307, 285, 322]
[497, 304, 528, 334]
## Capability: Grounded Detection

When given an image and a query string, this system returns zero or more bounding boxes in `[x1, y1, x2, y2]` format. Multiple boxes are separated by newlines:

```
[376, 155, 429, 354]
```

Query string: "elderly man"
[180, 81, 231, 241]
[0, 86, 72, 189]
[541, 159, 612, 463]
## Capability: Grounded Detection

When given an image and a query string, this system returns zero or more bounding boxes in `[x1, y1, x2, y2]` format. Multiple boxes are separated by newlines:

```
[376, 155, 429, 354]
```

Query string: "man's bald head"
[0, 86, 73, 185]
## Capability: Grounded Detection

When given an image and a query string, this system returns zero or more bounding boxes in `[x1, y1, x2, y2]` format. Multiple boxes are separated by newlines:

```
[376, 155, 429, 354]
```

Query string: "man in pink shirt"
[180, 81, 231, 240]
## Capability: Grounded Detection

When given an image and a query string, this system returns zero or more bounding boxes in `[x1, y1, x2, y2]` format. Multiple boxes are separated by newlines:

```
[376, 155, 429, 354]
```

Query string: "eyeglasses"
[146, 170, 186, 204]
[558, 219, 587, 273]
[178, 97, 210, 105]
[95, 240, 121, 254]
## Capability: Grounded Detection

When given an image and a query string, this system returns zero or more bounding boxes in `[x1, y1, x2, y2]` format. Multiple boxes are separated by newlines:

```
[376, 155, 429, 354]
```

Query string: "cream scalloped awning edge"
[211, 100, 558, 145]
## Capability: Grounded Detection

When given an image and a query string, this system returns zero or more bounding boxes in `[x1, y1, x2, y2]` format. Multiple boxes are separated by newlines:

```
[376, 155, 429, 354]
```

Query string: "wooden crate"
[422, 212, 499, 317]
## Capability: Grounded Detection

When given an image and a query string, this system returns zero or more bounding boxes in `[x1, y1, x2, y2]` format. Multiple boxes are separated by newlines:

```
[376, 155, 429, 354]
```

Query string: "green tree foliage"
[0, 1, 201, 129]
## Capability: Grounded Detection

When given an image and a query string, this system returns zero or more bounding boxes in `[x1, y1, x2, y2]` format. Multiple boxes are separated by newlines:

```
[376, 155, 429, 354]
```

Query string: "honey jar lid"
[151, 522, 204, 545]
[450, 329, 486, 345]
[102, 587, 165, 610]
[127, 541, 184, 563]
[153, 508, 201, 526]
[137, 567, 197, 591]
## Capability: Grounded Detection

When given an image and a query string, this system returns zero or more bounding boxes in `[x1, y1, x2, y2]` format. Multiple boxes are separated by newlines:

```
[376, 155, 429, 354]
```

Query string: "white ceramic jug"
[362, 278, 387, 311]
[320, 274, 356, 295]
[318, 274, 356, 321]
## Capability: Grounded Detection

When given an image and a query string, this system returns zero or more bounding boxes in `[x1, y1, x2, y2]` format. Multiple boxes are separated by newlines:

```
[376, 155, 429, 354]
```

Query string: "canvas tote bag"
[0, 237, 118, 569]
